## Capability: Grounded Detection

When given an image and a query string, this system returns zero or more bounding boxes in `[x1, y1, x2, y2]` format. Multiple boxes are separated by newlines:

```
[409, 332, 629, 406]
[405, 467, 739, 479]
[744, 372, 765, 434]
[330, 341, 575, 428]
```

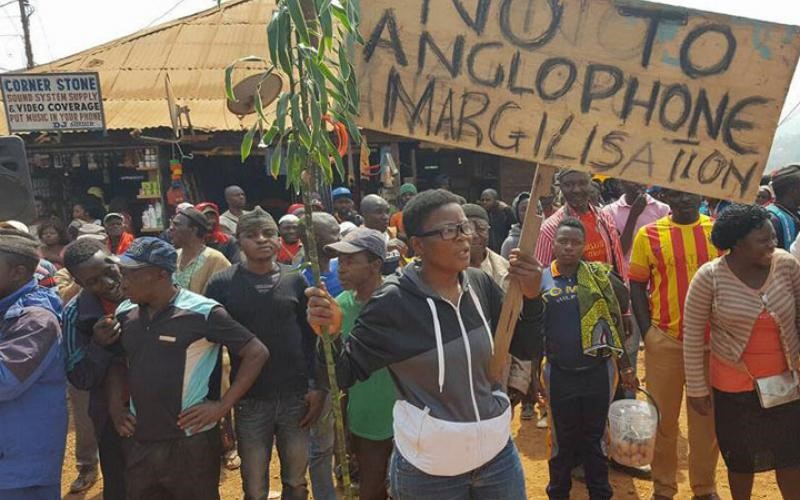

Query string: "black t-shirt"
[116, 289, 254, 442]
[240, 267, 280, 294]
[205, 263, 319, 400]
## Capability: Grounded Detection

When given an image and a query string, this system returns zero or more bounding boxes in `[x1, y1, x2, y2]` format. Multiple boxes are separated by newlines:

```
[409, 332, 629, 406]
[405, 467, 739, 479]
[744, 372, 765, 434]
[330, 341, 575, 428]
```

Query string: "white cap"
[1, 220, 30, 234]
[339, 221, 357, 237]
[176, 202, 194, 213]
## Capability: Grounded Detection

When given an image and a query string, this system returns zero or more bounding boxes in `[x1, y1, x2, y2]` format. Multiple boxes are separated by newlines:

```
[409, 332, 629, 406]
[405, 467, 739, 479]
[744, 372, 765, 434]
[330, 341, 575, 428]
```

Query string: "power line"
[777, 99, 800, 129]
[31, 1, 51, 62]
[145, 0, 189, 28]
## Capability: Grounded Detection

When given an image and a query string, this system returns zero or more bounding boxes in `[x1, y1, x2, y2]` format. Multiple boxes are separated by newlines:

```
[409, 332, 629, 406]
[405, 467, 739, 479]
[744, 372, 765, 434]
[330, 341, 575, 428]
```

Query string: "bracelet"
[620, 367, 634, 375]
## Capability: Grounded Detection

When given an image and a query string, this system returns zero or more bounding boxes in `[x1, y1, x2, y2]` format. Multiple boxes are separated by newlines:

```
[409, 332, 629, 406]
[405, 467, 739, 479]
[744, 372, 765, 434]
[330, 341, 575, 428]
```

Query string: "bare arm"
[630, 281, 651, 339]
[178, 338, 268, 434]
[106, 356, 136, 437]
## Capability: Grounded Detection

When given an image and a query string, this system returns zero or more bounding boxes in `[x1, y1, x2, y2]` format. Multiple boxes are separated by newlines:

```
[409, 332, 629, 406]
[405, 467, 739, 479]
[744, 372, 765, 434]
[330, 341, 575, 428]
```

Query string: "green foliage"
[225, 0, 361, 188]
[225, 4, 362, 499]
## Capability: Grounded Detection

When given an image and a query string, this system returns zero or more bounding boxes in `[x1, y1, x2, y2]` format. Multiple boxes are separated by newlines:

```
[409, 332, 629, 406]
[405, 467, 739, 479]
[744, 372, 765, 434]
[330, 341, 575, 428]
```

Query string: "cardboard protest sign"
[354, 0, 800, 201]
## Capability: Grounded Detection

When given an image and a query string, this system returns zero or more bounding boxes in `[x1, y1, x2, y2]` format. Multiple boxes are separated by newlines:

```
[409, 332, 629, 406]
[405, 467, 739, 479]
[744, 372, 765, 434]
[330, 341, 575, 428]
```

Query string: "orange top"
[390, 211, 405, 236]
[578, 211, 607, 263]
[711, 309, 788, 393]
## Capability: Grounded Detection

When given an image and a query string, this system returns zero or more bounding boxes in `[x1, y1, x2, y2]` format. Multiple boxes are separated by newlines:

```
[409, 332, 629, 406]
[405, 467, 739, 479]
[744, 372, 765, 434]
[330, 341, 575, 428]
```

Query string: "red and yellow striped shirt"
[629, 215, 719, 340]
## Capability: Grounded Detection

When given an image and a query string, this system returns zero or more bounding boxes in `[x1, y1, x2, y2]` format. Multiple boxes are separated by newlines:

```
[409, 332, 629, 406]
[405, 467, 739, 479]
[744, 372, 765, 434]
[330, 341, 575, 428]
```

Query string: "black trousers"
[545, 364, 613, 500]
[97, 420, 126, 500]
[123, 428, 221, 500]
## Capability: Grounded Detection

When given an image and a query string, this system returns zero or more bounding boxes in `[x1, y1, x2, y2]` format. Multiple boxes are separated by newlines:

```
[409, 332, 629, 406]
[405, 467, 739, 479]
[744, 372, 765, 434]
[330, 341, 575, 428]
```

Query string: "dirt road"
[61, 352, 785, 499]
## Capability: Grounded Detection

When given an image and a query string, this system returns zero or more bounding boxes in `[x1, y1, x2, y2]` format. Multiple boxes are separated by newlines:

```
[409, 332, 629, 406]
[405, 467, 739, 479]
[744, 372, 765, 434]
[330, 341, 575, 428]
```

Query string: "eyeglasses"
[416, 221, 475, 241]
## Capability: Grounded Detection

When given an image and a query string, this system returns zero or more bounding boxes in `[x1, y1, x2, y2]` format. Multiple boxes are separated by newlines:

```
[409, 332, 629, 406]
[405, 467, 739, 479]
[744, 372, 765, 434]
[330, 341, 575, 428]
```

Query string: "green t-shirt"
[338, 290, 396, 440]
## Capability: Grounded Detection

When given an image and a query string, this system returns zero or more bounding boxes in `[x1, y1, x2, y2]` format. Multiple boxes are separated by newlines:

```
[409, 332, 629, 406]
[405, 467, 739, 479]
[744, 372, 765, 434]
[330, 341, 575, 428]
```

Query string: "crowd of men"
[2, 164, 800, 500]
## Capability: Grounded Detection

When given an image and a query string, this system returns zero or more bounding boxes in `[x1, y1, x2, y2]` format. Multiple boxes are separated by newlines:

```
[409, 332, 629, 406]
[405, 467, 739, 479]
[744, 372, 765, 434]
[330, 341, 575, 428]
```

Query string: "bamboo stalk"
[301, 171, 354, 500]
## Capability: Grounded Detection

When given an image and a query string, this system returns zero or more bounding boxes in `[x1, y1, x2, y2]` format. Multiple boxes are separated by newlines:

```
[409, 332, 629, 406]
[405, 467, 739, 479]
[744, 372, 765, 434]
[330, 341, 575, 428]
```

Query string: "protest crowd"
[3, 164, 800, 500]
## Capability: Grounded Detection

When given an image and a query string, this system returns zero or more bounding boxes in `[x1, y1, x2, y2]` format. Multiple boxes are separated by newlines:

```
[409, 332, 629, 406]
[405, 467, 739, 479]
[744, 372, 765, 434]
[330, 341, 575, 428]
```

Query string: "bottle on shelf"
[141, 205, 151, 228]
[154, 202, 163, 228]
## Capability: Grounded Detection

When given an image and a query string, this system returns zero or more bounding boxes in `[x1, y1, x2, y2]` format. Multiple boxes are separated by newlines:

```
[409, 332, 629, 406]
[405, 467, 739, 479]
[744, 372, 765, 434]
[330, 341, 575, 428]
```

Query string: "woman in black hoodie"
[306, 189, 543, 499]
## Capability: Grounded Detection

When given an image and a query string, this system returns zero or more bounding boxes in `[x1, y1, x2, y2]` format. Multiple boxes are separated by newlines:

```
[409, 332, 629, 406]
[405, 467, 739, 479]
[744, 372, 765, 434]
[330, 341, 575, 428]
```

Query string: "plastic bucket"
[607, 388, 660, 467]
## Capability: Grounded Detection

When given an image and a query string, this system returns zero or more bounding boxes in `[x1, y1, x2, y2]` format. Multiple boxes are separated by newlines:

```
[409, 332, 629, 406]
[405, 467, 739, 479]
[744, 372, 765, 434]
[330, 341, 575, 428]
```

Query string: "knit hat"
[400, 183, 417, 196]
[237, 206, 277, 235]
[462, 203, 489, 223]
[0, 228, 40, 263]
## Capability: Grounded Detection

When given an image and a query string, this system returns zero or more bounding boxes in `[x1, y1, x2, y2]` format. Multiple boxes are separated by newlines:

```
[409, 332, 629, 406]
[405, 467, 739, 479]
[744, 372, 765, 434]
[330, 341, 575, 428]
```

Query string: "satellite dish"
[166, 74, 179, 137]
[165, 73, 182, 139]
[227, 73, 283, 116]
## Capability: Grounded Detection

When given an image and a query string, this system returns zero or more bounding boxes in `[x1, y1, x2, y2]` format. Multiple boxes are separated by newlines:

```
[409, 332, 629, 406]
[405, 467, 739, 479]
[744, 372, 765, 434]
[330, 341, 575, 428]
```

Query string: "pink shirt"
[602, 194, 670, 259]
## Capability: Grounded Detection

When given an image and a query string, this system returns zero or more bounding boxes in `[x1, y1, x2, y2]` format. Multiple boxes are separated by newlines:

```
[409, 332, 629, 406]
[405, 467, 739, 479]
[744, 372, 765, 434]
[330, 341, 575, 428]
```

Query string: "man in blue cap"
[332, 187, 361, 225]
[105, 237, 268, 500]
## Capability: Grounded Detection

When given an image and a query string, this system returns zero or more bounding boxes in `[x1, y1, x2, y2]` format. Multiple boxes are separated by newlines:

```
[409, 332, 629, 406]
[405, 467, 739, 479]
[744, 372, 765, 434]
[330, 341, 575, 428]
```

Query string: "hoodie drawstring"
[426, 298, 446, 392]
[468, 286, 494, 355]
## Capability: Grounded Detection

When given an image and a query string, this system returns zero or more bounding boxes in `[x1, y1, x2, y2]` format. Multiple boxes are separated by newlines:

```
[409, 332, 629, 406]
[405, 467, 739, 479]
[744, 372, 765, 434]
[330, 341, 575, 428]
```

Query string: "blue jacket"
[0, 280, 66, 490]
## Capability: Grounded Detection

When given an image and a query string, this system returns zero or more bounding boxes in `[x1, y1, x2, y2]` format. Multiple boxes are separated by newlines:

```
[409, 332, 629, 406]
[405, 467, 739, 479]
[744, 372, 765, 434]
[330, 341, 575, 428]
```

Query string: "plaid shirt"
[535, 204, 628, 281]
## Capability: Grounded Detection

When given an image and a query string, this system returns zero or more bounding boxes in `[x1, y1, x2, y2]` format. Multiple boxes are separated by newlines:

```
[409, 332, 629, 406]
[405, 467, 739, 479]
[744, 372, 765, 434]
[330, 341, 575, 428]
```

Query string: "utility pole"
[17, 0, 33, 68]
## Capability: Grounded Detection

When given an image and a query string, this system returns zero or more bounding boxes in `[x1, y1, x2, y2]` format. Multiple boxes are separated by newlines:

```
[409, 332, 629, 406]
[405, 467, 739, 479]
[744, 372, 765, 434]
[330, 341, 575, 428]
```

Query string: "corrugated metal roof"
[0, 0, 279, 134]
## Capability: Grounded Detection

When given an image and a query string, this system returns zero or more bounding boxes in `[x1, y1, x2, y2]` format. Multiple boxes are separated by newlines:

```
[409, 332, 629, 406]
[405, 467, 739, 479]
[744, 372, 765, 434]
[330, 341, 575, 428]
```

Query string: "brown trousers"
[645, 326, 719, 498]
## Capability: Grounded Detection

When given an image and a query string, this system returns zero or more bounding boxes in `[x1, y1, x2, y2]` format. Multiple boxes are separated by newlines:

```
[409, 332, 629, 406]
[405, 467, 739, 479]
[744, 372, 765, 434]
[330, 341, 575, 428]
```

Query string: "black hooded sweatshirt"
[328, 262, 541, 476]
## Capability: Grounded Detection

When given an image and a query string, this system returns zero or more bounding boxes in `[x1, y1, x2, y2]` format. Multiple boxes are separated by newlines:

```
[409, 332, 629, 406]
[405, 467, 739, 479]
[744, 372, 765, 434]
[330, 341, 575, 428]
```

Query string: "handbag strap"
[709, 259, 795, 378]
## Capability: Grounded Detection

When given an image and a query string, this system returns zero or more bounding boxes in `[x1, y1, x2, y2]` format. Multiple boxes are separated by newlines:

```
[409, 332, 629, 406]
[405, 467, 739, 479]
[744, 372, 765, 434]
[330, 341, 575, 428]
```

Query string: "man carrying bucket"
[534, 217, 637, 499]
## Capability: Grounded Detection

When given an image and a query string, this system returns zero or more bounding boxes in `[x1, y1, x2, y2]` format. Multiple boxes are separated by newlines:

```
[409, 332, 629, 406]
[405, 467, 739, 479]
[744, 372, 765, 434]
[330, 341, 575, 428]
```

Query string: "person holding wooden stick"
[305, 189, 543, 499]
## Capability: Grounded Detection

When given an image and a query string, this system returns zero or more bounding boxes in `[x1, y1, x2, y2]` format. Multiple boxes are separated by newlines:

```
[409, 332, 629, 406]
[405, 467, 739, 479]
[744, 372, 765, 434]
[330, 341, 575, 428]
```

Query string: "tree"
[226, 0, 362, 497]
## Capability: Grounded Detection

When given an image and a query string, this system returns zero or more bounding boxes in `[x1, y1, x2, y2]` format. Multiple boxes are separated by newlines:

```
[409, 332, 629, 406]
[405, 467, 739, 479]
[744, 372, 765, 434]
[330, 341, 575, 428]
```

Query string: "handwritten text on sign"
[1, 73, 105, 133]
[354, 0, 800, 201]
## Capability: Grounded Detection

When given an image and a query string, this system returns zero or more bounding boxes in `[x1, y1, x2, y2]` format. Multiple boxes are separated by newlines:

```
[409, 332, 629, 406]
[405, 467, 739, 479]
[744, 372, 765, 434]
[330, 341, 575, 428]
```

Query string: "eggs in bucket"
[607, 397, 658, 467]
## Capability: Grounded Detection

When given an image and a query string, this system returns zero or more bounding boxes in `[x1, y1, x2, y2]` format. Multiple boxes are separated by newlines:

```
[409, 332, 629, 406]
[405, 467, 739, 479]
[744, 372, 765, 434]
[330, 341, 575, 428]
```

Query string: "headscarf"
[194, 202, 230, 245]
[287, 203, 304, 216]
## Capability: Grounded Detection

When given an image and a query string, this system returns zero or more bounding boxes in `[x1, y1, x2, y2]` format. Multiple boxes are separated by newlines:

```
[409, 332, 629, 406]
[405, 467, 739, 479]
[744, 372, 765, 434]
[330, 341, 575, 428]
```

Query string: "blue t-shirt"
[540, 264, 605, 371]
[302, 258, 343, 298]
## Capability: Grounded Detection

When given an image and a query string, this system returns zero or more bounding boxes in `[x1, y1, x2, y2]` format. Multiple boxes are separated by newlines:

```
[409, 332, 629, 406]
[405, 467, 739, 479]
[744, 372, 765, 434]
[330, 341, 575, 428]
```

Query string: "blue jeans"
[389, 439, 527, 499]
[308, 394, 336, 500]
[235, 394, 310, 500]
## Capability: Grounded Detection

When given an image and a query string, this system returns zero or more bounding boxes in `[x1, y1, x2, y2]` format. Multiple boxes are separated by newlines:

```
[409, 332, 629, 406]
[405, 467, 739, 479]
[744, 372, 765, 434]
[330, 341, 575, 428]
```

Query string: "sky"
[1, 0, 799, 132]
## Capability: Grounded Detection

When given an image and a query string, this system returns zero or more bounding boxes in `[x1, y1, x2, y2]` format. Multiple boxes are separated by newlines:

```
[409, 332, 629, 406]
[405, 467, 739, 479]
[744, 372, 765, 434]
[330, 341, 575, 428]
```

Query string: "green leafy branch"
[225, 1, 362, 498]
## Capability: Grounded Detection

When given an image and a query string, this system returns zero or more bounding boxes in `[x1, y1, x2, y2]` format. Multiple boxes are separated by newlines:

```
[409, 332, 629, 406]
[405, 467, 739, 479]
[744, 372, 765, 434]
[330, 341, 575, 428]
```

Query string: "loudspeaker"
[0, 136, 34, 223]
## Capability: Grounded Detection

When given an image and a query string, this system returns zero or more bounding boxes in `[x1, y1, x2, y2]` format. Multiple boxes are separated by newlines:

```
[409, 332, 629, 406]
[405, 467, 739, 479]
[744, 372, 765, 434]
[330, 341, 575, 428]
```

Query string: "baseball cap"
[331, 187, 352, 201]
[115, 236, 177, 273]
[325, 227, 387, 261]
[103, 212, 124, 224]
